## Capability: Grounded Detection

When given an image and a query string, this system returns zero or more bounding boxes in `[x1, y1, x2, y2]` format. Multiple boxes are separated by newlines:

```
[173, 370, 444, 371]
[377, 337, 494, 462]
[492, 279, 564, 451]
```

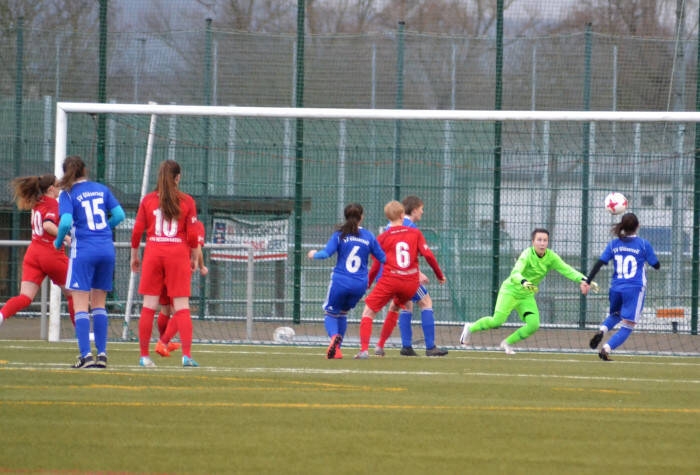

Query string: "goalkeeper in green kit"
[459, 228, 596, 354]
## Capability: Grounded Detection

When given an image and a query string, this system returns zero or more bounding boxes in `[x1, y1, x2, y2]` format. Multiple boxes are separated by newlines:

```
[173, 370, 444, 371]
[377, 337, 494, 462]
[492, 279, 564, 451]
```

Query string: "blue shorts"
[322, 277, 366, 317]
[66, 250, 116, 292]
[411, 285, 429, 302]
[609, 287, 646, 322]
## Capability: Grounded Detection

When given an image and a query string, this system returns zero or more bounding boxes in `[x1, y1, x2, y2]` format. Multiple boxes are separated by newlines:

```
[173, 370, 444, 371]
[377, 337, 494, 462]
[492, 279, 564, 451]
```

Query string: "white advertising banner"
[210, 216, 289, 262]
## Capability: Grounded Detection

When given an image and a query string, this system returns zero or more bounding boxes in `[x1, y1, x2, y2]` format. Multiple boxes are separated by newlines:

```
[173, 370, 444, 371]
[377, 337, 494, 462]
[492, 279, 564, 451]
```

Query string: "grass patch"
[1, 341, 698, 474]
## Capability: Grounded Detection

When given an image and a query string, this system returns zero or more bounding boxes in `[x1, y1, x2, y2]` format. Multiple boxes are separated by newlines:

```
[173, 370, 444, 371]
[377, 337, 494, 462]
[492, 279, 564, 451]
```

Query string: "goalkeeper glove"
[521, 280, 538, 294]
[589, 281, 600, 293]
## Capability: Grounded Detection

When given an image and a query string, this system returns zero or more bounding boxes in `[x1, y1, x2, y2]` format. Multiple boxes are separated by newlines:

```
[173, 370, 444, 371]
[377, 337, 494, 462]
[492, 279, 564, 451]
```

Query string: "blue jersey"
[599, 235, 659, 291]
[58, 181, 121, 258]
[316, 227, 385, 285]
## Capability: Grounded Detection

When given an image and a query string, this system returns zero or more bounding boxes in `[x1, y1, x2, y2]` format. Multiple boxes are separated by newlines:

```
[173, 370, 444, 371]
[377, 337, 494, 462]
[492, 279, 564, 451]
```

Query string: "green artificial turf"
[0, 341, 698, 474]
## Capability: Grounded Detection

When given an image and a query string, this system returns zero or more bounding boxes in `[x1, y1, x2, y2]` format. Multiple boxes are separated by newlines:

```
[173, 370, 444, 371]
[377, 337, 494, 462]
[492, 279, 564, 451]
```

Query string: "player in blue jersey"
[54, 156, 125, 369]
[307, 203, 386, 359]
[374, 195, 448, 357]
[586, 212, 660, 361]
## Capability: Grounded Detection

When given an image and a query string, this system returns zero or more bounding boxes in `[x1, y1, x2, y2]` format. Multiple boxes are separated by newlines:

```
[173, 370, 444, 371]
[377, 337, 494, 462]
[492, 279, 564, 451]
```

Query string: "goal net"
[52, 103, 700, 356]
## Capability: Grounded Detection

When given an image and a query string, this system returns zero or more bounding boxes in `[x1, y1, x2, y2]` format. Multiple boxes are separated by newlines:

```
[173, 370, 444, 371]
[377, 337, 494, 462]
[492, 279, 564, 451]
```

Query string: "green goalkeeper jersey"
[503, 246, 586, 297]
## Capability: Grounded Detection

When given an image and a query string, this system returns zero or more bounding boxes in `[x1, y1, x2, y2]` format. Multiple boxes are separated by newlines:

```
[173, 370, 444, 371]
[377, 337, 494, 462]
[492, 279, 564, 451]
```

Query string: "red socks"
[162, 309, 193, 357]
[138, 307, 156, 356]
[157, 312, 170, 337]
[0, 294, 32, 320]
[377, 310, 399, 347]
[175, 309, 193, 358]
[359, 316, 373, 352]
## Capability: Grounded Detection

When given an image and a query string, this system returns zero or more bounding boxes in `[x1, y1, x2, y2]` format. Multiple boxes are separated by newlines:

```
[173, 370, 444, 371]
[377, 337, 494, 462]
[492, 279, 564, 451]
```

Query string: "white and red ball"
[604, 192, 628, 215]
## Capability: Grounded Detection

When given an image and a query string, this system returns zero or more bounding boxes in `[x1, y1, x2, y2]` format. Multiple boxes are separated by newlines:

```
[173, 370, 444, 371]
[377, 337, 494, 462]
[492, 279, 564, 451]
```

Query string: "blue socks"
[607, 325, 633, 350]
[74, 312, 91, 357]
[337, 316, 347, 340]
[75, 309, 110, 357]
[602, 313, 621, 332]
[399, 311, 412, 347]
[324, 314, 347, 340]
[92, 308, 108, 354]
[398, 309, 436, 348]
[421, 309, 435, 349]
[324, 314, 338, 337]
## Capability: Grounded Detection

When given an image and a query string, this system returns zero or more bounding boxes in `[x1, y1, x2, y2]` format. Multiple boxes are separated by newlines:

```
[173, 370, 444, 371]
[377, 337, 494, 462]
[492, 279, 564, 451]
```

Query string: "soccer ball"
[273, 326, 295, 343]
[604, 192, 628, 215]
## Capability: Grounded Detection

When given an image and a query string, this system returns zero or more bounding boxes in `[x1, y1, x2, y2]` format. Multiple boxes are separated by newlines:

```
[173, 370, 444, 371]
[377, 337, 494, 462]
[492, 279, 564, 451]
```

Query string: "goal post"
[52, 102, 700, 356]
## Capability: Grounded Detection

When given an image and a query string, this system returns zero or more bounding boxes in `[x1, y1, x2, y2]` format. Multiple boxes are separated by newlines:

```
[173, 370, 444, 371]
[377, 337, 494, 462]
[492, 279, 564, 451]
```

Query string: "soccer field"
[0, 341, 698, 475]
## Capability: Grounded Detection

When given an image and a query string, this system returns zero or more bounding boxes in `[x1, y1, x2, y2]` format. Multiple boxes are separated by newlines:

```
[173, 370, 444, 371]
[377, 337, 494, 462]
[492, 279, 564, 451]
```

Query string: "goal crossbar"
[56, 101, 700, 123]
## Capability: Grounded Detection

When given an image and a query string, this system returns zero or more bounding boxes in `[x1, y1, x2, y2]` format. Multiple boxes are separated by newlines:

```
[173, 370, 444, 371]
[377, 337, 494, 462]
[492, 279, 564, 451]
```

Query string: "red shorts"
[138, 246, 192, 298]
[158, 286, 170, 306]
[364, 276, 419, 314]
[21, 244, 69, 287]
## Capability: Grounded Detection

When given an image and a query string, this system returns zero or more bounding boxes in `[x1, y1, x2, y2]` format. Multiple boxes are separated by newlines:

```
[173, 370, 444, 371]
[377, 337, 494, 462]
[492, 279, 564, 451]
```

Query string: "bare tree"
[374, 0, 521, 36]
[306, 0, 379, 34]
[189, 0, 296, 32]
[548, 0, 687, 36]
[0, 0, 103, 99]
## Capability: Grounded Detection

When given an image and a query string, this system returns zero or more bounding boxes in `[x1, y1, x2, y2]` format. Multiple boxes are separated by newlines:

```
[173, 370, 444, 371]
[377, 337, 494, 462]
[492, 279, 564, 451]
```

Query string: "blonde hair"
[384, 200, 404, 221]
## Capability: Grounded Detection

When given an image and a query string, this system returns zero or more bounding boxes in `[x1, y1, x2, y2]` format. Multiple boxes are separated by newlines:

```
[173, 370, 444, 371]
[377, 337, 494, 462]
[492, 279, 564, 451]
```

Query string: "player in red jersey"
[0, 174, 74, 329]
[354, 200, 446, 359]
[149, 220, 209, 366]
[130, 160, 201, 368]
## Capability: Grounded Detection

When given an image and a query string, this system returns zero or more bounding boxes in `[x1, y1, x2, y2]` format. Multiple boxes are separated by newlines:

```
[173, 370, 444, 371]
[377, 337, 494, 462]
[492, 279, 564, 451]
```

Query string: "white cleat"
[499, 339, 516, 355]
[459, 323, 471, 345]
[139, 356, 156, 368]
[354, 350, 369, 360]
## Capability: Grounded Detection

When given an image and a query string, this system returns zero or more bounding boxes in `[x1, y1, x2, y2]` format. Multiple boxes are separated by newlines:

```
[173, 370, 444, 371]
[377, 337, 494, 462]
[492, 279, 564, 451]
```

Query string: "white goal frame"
[51, 101, 700, 342]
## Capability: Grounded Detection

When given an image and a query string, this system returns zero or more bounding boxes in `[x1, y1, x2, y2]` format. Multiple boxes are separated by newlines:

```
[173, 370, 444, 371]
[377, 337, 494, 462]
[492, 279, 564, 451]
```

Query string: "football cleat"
[182, 356, 199, 367]
[589, 331, 604, 349]
[459, 323, 472, 345]
[326, 334, 343, 359]
[354, 350, 369, 360]
[95, 352, 108, 368]
[499, 340, 516, 355]
[139, 356, 156, 368]
[426, 347, 448, 357]
[72, 354, 95, 369]
[155, 340, 170, 357]
[167, 341, 182, 352]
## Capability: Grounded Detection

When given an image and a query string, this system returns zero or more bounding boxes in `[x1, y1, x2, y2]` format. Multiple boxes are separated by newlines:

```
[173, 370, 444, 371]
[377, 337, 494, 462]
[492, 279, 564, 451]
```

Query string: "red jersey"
[364, 225, 444, 313]
[368, 225, 444, 284]
[132, 191, 199, 298]
[131, 191, 199, 254]
[31, 196, 60, 249]
[20, 195, 69, 287]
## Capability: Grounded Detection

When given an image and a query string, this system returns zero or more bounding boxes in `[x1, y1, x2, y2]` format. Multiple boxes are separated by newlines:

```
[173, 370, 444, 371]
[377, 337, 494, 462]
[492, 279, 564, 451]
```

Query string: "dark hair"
[531, 228, 549, 240]
[58, 155, 87, 190]
[11, 174, 56, 210]
[402, 195, 423, 215]
[612, 212, 639, 238]
[156, 160, 182, 221]
[337, 203, 363, 239]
